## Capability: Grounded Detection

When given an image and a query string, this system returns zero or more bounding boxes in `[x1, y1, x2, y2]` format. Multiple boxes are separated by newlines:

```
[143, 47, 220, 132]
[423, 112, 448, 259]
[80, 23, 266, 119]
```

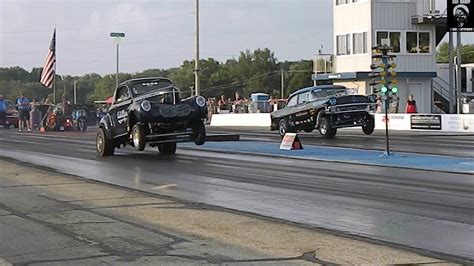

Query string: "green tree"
[437, 42, 474, 63]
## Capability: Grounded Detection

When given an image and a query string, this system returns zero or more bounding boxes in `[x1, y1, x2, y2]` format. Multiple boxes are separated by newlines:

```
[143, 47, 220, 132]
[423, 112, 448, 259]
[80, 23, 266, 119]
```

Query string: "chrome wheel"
[132, 127, 140, 148]
[96, 133, 104, 153]
[278, 119, 287, 136]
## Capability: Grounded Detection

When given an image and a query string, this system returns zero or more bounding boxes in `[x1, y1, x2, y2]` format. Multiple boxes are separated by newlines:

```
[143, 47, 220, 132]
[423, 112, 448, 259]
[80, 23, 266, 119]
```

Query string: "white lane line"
[151, 184, 177, 190]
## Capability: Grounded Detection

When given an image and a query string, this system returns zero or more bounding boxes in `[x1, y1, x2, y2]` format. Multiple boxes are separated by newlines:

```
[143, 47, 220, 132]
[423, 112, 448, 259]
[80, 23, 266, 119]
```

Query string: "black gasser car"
[96, 77, 207, 156]
[271, 85, 376, 139]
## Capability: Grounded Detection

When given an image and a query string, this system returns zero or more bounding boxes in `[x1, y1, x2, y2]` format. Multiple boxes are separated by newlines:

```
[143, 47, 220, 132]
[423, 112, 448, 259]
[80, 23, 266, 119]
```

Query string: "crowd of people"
[375, 94, 418, 114]
[206, 92, 285, 119]
[0, 93, 49, 132]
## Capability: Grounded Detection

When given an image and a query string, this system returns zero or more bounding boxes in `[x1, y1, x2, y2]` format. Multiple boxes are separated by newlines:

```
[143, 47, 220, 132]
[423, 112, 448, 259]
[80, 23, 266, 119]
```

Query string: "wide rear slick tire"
[96, 127, 115, 157]
[192, 120, 206, 146]
[132, 124, 147, 151]
[278, 119, 289, 137]
[318, 116, 337, 139]
[158, 142, 177, 155]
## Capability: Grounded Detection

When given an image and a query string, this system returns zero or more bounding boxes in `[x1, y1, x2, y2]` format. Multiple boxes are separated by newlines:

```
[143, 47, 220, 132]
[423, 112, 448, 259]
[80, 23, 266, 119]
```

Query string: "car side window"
[287, 96, 297, 107]
[298, 92, 309, 104]
[115, 86, 130, 103]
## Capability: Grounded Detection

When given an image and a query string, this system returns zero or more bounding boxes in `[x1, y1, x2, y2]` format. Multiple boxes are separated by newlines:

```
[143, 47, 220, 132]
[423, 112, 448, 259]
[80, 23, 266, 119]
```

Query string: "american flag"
[40, 29, 56, 89]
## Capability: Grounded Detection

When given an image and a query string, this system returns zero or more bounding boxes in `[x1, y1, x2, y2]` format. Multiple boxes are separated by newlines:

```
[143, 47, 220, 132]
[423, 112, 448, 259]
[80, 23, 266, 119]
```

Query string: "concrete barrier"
[374, 114, 474, 133]
[210, 113, 271, 127]
[210, 113, 474, 133]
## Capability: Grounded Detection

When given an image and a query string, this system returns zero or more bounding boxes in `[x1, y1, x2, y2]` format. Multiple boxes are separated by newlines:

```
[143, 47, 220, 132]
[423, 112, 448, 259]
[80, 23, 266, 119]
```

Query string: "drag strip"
[208, 127, 474, 158]
[0, 130, 473, 261]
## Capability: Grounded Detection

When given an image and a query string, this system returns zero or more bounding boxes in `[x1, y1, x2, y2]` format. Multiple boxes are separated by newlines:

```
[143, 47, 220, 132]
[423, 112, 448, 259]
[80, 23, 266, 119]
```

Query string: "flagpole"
[53, 27, 56, 104]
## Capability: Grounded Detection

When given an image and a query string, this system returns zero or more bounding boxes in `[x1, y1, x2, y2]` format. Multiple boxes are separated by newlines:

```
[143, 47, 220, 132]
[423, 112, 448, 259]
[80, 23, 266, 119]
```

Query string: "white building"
[314, 0, 447, 113]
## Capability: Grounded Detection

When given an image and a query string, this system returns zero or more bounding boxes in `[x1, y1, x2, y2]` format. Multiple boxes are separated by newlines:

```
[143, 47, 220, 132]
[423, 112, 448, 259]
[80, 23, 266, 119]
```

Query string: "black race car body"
[96, 77, 207, 156]
[271, 85, 376, 138]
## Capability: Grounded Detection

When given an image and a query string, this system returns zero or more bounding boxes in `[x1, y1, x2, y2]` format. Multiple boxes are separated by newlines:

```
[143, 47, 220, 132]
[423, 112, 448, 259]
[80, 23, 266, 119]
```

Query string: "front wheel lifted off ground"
[318, 116, 337, 139]
[132, 123, 147, 151]
[362, 117, 375, 135]
[96, 127, 115, 157]
[158, 142, 177, 155]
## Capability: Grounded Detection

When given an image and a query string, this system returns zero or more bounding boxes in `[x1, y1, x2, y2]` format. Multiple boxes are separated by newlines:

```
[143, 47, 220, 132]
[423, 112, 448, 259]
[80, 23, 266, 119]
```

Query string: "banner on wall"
[410, 115, 442, 130]
[448, 0, 474, 32]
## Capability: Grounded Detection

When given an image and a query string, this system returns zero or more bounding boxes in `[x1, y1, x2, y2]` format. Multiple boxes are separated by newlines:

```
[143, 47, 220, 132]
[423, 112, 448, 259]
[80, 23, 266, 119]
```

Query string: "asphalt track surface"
[0, 128, 473, 262]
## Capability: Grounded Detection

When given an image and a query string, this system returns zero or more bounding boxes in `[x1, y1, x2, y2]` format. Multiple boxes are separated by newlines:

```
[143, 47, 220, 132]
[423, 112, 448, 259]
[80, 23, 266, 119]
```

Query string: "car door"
[292, 92, 313, 130]
[108, 85, 132, 137]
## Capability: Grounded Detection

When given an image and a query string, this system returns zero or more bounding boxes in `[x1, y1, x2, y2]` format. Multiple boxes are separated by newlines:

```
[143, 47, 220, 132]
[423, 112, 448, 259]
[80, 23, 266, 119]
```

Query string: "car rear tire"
[131, 124, 147, 151]
[362, 116, 375, 135]
[192, 120, 206, 146]
[278, 119, 291, 137]
[96, 127, 115, 157]
[318, 116, 337, 139]
[158, 142, 177, 155]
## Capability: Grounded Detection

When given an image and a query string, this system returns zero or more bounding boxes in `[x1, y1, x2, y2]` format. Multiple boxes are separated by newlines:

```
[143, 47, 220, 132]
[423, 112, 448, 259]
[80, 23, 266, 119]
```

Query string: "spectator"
[406, 95, 418, 113]
[390, 94, 400, 113]
[0, 95, 6, 128]
[17, 92, 32, 132]
[217, 95, 228, 112]
[376, 96, 383, 113]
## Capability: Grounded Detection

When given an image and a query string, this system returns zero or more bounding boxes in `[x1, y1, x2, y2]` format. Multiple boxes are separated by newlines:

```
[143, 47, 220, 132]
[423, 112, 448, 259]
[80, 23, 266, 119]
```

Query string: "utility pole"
[280, 69, 284, 99]
[194, 0, 200, 96]
[456, 32, 462, 114]
[73, 80, 77, 105]
[110, 32, 125, 88]
[448, 32, 454, 114]
[116, 42, 119, 88]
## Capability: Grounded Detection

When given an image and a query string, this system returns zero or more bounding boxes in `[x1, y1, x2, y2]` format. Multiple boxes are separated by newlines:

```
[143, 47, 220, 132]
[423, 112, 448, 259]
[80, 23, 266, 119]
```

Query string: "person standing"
[17, 92, 32, 132]
[405, 95, 418, 114]
[0, 95, 6, 128]
[390, 94, 400, 113]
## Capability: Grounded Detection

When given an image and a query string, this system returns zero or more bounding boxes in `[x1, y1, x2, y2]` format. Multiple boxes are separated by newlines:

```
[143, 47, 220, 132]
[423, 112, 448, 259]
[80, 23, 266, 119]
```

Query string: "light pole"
[110, 32, 125, 88]
[194, 0, 200, 96]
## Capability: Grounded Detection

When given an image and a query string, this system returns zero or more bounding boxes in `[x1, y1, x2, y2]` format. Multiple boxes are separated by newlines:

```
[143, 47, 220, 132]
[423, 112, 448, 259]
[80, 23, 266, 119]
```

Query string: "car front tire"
[131, 124, 147, 151]
[96, 127, 115, 157]
[362, 116, 375, 135]
[318, 116, 337, 139]
[158, 142, 177, 155]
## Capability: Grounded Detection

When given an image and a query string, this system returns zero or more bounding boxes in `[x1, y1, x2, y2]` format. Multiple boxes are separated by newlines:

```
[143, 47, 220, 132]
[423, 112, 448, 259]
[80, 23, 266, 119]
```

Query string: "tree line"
[2, 43, 469, 104]
[0, 48, 314, 104]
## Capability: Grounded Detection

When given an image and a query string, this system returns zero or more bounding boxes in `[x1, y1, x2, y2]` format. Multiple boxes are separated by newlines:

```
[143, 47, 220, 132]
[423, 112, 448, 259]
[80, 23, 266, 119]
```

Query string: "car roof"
[119, 77, 173, 87]
[289, 85, 347, 98]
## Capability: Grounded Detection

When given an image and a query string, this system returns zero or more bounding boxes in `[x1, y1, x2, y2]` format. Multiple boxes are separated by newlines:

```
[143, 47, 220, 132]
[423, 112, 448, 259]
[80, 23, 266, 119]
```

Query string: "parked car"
[2, 100, 19, 128]
[271, 85, 376, 138]
[96, 77, 207, 156]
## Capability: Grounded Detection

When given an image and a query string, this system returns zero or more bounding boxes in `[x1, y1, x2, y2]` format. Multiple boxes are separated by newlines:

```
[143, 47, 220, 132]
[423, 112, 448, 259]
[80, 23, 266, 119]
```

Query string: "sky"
[0, 0, 472, 76]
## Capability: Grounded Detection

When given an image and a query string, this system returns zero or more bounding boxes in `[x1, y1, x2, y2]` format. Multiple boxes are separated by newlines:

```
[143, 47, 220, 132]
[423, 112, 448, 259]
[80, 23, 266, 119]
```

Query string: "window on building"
[419, 32, 430, 53]
[406, 32, 431, 54]
[336, 34, 351, 55]
[353, 32, 367, 54]
[336, 0, 349, 5]
[376, 31, 400, 53]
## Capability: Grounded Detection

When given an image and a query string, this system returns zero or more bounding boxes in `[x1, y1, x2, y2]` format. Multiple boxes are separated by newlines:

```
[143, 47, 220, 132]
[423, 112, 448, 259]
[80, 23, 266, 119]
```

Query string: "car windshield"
[311, 88, 347, 99]
[131, 80, 173, 96]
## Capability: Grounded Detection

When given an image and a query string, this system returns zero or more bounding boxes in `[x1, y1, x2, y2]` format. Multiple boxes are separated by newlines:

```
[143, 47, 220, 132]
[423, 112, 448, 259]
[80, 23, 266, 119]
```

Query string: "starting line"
[180, 141, 474, 174]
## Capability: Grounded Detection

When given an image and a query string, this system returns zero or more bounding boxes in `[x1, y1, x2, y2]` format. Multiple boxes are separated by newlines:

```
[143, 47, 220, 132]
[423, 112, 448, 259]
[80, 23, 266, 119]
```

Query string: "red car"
[1, 100, 19, 128]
